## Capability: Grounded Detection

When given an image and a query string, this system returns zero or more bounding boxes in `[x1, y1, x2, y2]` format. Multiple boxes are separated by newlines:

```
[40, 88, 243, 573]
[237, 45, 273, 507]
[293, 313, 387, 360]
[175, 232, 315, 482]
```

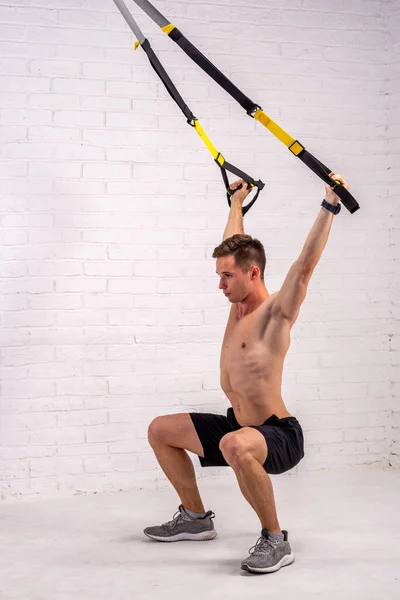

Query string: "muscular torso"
[220, 293, 293, 426]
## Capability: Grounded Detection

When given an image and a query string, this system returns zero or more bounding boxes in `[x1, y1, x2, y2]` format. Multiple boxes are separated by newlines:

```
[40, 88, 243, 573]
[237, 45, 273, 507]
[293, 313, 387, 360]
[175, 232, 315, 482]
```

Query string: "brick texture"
[0, 0, 397, 498]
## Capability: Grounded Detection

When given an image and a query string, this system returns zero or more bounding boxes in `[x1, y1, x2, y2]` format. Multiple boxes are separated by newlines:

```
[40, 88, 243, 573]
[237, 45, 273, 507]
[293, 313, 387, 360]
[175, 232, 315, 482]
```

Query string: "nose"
[218, 279, 225, 290]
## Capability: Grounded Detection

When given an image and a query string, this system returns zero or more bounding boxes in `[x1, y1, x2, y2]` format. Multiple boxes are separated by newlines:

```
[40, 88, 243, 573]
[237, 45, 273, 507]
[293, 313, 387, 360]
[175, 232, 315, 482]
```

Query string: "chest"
[220, 307, 290, 368]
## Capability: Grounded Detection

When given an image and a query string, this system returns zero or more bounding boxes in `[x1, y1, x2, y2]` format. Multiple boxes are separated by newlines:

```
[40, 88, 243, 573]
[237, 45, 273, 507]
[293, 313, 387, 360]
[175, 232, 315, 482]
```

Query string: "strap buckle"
[246, 104, 262, 118]
[288, 140, 305, 156]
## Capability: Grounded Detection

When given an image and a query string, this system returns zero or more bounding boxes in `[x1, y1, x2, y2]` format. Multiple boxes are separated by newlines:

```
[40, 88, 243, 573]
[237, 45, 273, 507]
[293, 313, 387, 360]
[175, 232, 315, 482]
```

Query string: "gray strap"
[132, 0, 170, 28]
[113, 0, 146, 44]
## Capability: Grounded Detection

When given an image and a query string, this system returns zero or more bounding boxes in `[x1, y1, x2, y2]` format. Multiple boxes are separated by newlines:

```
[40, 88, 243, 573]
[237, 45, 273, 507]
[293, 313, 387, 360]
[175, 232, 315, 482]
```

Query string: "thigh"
[189, 411, 238, 467]
[250, 420, 304, 475]
[148, 413, 205, 457]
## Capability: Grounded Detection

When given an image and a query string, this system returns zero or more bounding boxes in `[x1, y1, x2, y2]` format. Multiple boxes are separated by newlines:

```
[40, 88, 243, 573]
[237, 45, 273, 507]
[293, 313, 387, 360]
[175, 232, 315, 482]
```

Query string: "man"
[145, 173, 350, 574]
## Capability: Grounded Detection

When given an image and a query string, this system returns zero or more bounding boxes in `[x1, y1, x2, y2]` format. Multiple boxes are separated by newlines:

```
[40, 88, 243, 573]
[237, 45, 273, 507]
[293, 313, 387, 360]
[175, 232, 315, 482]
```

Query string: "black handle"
[227, 182, 263, 216]
[330, 182, 359, 214]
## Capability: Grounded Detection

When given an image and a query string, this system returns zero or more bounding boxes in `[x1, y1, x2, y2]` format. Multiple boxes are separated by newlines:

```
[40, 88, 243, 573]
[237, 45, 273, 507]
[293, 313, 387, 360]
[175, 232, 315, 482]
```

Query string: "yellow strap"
[162, 23, 175, 35]
[194, 119, 256, 187]
[253, 109, 303, 154]
[193, 119, 225, 165]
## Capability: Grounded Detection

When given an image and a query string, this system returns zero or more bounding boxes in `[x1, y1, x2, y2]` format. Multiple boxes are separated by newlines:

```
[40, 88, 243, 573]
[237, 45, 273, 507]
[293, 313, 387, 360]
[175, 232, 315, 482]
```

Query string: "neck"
[237, 287, 270, 319]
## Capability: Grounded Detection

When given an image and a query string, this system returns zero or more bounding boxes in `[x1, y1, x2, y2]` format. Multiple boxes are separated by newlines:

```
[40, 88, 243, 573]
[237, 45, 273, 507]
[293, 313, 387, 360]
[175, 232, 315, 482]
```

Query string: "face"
[216, 255, 259, 303]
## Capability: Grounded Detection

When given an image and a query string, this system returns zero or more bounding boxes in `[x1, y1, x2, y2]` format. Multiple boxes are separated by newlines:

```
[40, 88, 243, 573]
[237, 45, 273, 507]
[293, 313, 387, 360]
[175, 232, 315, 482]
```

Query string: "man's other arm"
[222, 179, 251, 241]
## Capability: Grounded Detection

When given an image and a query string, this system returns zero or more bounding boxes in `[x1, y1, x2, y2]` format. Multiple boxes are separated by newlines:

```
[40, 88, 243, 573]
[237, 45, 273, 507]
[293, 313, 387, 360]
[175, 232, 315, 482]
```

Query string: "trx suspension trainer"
[113, 0, 360, 215]
[113, 0, 264, 216]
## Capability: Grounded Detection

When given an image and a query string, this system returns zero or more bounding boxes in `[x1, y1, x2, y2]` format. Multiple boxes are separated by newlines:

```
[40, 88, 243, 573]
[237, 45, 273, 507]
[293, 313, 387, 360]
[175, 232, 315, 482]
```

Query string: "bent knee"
[147, 416, 168, 444]
[148, 414, 187, 445]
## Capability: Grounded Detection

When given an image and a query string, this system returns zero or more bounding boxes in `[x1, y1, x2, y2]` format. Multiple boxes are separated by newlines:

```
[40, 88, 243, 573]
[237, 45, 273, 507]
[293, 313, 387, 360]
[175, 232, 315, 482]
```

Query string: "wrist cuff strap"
[321, 199, 341, 215]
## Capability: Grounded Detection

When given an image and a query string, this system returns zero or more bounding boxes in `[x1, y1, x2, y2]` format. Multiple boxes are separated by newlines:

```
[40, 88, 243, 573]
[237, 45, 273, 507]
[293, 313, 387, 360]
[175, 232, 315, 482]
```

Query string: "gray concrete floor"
[0, 469, 399, 600]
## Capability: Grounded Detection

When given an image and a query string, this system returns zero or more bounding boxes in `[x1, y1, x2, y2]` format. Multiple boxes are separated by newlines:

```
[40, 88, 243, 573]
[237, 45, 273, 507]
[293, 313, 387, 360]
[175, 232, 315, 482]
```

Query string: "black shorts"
[189, 407, 304, 475]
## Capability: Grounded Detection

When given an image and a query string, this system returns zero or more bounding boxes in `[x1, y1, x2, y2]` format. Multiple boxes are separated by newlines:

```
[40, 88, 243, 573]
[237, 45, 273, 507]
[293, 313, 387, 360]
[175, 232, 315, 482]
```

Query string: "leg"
[234, 468, 260, 516]
[233, 455, 281, 532]
[148, 414, 206, 514]
[220, 429, 281, 533]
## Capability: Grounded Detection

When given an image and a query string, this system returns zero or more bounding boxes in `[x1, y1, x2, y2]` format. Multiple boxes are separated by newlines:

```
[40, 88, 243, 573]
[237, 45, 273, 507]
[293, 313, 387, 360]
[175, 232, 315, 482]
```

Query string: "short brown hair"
[212, 234, 266, 281]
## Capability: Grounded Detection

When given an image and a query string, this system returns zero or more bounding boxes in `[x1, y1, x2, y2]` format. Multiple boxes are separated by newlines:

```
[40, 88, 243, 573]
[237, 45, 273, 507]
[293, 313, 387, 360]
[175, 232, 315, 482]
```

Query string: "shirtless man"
[145, 173, 350, 574]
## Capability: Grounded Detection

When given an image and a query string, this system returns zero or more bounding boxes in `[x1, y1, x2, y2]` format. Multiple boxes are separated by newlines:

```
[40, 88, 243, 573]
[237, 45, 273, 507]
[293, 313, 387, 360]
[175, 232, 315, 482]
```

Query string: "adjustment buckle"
[288, 140, 305, 156]
[214, 153, 225, 167]
[246, 104, 262, 118]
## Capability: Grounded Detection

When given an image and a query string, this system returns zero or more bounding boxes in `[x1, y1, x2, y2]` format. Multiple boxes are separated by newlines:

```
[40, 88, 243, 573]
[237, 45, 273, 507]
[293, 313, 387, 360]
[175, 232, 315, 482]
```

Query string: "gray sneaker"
[144, 504, 217, 542]
[241, 529, 294, 574]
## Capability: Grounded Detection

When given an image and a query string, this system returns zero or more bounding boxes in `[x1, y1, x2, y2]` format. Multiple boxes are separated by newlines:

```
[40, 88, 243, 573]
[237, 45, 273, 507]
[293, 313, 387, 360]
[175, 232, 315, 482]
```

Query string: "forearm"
[298, 206, 334, 271]
[223, 199, 244, 241]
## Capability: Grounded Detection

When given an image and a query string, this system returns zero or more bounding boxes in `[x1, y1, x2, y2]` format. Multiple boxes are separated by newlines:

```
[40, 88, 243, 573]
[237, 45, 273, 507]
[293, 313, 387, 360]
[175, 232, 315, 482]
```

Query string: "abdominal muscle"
[223, 377, 291, 427]
[220, 301, 293, 426]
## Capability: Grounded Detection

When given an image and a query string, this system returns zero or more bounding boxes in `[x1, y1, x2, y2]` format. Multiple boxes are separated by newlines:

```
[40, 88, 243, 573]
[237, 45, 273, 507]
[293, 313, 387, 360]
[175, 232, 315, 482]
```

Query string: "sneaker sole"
[144, 530, 217, 542]
[241, 553, 295, 574]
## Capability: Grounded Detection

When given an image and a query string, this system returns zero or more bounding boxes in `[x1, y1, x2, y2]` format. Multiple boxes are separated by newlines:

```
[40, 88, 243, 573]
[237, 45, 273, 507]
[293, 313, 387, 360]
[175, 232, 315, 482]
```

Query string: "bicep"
[272, 261, 311, 322]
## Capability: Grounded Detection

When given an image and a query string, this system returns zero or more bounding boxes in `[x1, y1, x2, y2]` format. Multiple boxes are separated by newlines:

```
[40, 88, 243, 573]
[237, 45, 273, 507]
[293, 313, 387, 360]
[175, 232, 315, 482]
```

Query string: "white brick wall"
[387, 0, 400, 467]
[0, 0, 397, 499]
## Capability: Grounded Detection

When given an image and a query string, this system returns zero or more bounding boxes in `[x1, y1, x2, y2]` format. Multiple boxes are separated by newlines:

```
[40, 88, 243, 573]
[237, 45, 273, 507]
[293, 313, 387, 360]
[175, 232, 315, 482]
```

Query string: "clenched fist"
[325, 173, 350, 206]
[229, 179, 252, 204]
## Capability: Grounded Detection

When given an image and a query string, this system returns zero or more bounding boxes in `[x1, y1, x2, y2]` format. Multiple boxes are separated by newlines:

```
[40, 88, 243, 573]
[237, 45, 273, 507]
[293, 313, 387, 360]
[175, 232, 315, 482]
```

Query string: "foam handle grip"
[332, 184, 359, 214]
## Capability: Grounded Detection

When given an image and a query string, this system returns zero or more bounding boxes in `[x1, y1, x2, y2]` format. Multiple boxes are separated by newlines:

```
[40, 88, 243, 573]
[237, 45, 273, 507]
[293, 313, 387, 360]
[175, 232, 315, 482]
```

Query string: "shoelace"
[248, 535, 281, 556]
[161, 509, 215, 531]
[162, 510, 186, 531]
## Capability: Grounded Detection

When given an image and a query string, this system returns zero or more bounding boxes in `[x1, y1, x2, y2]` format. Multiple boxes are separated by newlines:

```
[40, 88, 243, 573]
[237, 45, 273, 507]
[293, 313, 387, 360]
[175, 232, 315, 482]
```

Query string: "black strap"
[141, 39, 194, 124]
[168, 28, 258, 115]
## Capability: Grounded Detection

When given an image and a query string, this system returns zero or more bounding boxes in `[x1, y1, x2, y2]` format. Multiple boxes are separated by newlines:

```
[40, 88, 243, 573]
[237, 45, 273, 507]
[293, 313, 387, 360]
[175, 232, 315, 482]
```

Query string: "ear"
[251, 266, 259, 280]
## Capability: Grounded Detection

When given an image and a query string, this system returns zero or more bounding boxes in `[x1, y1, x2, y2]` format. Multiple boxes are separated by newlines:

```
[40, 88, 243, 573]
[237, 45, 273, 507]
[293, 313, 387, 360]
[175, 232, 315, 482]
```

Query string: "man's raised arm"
[222, 179, 252, 241]
[273, 173, 350, 323]
[297, 173, 349, 273]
